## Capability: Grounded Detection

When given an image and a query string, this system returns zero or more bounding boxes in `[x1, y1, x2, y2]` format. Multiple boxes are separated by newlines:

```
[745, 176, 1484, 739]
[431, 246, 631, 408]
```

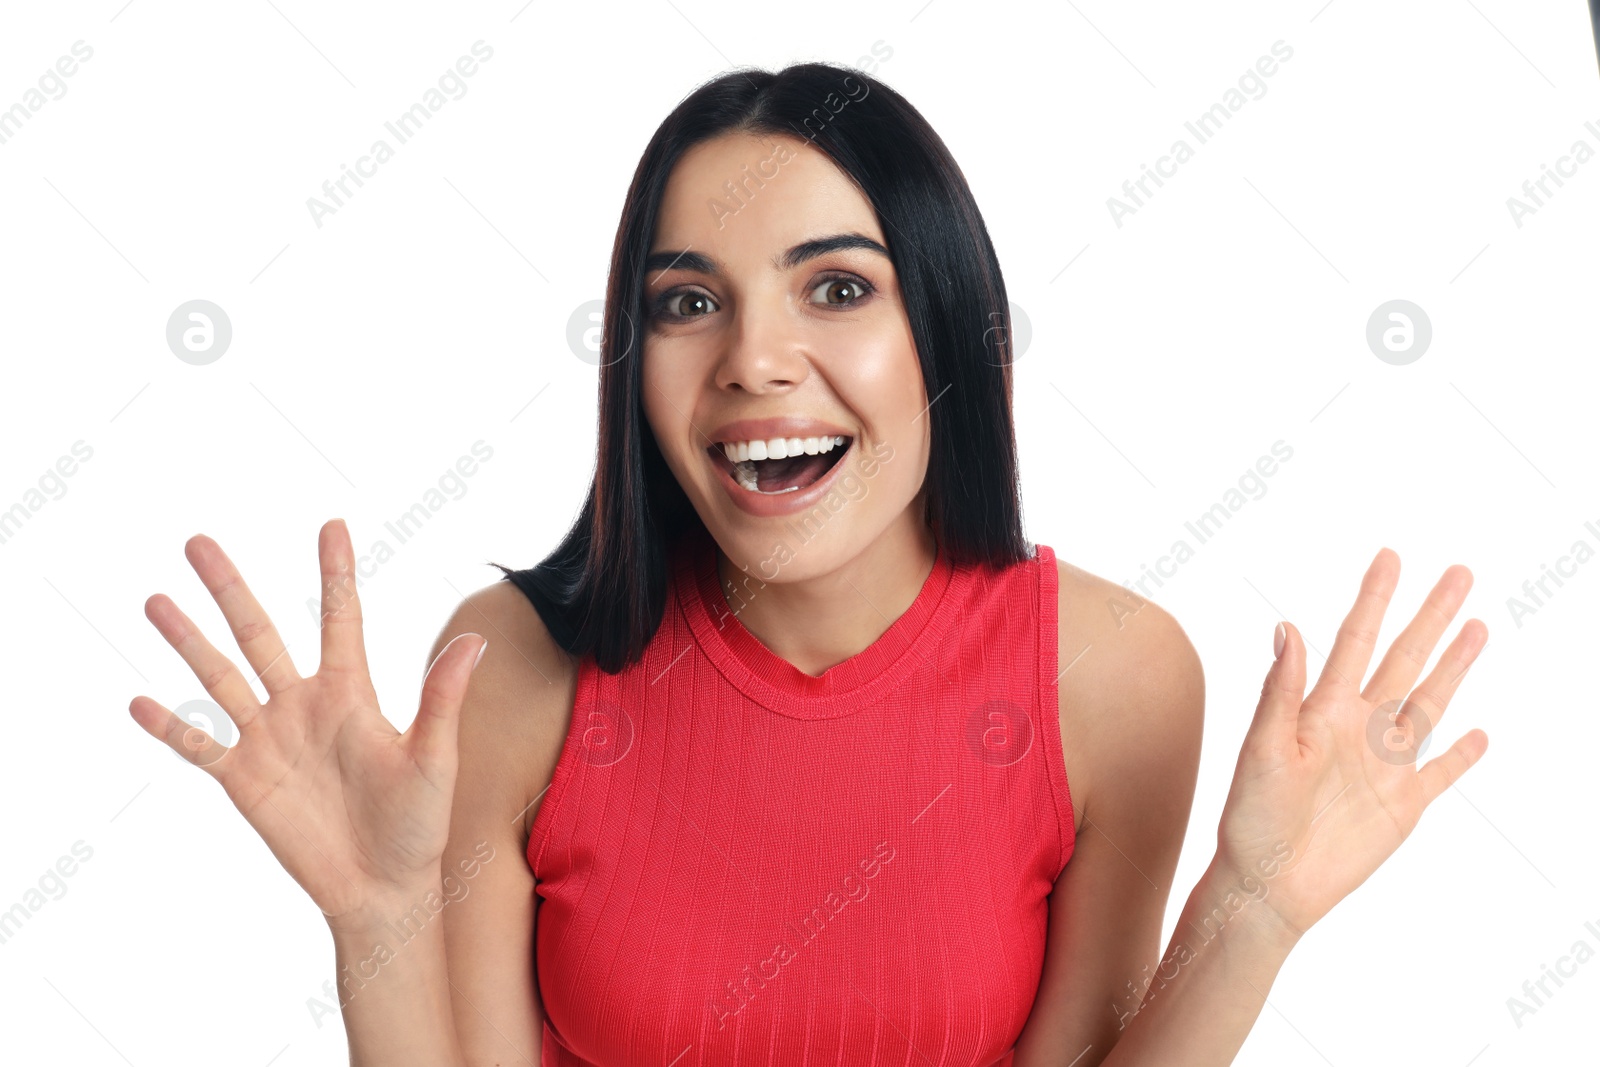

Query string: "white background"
[1, 0, 1596, 1063]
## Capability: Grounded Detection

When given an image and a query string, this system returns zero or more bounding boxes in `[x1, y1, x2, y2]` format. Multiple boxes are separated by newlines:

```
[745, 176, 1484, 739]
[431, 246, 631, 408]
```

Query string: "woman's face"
[640, 131, 931, 581]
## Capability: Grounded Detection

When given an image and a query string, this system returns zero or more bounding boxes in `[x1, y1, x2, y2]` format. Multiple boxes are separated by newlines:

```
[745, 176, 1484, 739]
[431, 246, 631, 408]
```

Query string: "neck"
[714, 509, 938, 678]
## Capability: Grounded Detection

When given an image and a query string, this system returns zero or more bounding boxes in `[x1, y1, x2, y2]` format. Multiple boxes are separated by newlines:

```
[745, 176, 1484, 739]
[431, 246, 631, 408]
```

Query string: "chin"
[703, 511, 887, 583]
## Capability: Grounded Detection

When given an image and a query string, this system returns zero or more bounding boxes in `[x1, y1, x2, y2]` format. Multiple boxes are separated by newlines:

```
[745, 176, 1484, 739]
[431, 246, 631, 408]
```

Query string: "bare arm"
[335, 580, 576, 1065]
[437, 581, 576, 1063]
[129, 522, 575, 1066]
[1020, 550, 1489, 1065]
[1088, 857, 1299, 1065]
[132, 522, 480, 1065]
[1014, 563, 1205, 1065]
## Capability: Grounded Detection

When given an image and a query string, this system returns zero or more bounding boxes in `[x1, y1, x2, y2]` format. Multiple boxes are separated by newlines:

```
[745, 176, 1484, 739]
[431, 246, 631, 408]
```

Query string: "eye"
[808, 273, 874, 307]
[653, 289, 719, 321]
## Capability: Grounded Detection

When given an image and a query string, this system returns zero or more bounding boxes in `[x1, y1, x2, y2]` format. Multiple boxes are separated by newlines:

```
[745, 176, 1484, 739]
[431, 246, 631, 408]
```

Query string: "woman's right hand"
[129, 519, 488, 928]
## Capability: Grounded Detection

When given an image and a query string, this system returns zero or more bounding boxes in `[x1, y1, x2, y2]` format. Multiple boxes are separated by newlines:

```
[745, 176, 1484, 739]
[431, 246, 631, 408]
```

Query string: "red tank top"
[527, 525, 1076, 1066]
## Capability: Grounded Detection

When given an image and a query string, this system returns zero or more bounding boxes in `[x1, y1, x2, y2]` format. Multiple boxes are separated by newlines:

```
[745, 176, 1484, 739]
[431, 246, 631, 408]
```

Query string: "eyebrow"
[643, 232, 891, 278]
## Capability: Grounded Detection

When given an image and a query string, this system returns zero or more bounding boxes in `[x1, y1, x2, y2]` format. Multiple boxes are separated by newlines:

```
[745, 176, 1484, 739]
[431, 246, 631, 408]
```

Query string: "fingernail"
[473, 639, 489, 669]
[1273, 622, 1286, 660]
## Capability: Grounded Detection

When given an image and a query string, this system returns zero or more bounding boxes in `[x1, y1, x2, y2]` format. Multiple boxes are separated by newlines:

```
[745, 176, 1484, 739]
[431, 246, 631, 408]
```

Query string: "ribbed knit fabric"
[523, 524, 1076, 1066]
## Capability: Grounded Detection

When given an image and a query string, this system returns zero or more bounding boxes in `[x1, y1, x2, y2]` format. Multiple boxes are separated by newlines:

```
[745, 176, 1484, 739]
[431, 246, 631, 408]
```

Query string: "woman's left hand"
[1213, 548, 1490, 941]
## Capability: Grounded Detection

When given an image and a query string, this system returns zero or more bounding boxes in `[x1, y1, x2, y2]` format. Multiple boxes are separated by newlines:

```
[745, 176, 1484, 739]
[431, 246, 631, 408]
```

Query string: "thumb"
[407, 633, 488, 778]
[1245, 621, 1306, 750]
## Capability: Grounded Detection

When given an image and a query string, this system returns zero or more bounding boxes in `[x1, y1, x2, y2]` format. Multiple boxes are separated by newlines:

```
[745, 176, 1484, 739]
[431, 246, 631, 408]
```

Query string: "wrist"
[324, 869, 446, 941]
[1196, 854, 1303, 957]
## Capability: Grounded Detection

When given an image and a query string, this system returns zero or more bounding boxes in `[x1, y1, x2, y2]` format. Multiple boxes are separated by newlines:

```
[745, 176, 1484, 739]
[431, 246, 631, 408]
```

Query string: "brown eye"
[652, 289, 719, 321]
[666, 291, 717, 317]
[808, 276, 870, 306]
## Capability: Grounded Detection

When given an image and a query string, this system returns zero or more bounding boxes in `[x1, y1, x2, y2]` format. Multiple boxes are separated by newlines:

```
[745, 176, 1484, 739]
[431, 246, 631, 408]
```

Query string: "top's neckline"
[674, 524, 959, 720]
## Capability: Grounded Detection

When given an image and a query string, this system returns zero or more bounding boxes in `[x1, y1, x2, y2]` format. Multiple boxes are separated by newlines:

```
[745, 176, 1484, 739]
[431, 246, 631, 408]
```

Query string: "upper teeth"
[721, 435, 846, 462]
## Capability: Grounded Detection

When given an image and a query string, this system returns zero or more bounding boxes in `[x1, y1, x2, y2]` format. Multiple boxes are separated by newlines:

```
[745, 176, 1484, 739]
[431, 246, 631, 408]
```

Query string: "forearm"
[327, 876, 467, 1067]
[1097, 855, 1301, 1066]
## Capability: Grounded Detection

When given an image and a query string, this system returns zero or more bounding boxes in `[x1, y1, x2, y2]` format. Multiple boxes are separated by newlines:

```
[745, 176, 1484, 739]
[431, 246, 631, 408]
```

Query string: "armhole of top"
[526, 653, 596, 881]
[1034, 545, 1077, 878]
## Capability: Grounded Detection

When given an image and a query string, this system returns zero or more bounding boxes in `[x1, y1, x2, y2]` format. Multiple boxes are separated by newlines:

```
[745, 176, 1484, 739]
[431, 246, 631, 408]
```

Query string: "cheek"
[641, 344, 720, 499]
[640, 346, 689, 455]
[835, 327, 926, 445]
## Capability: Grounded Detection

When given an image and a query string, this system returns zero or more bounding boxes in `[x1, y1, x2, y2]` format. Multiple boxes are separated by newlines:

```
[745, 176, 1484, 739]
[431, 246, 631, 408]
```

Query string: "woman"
[129, 62, 1489, 1065]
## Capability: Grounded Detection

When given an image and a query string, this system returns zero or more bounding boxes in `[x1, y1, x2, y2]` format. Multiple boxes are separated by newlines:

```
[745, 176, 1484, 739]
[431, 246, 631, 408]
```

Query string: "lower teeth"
[731, 460, 799, 494]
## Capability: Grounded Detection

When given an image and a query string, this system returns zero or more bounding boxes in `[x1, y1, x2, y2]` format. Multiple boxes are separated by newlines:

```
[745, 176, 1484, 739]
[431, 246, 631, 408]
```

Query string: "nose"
[714, 295, 811, 394]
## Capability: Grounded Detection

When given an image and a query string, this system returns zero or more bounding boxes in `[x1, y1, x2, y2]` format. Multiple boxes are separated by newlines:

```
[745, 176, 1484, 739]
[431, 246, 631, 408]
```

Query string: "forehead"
[651, 132, 884, 259]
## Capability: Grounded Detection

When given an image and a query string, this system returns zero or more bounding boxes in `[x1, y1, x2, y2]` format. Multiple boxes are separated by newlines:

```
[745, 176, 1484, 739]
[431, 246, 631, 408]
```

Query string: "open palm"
[1216, 548, 1489, 940]
[129, 519, 486, 924]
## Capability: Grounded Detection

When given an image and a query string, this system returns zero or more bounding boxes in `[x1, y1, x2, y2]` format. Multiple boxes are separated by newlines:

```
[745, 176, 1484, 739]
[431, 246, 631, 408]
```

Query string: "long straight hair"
[495, 62, 1029, 674]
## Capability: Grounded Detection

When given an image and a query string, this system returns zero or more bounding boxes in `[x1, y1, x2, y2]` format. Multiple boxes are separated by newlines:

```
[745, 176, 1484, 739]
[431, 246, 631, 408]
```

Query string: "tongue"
[756, 453, 835, 492]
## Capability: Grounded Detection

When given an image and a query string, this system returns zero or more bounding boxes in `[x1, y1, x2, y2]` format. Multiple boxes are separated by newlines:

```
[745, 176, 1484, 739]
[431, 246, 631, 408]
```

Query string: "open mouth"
[706, 435, 853, 495]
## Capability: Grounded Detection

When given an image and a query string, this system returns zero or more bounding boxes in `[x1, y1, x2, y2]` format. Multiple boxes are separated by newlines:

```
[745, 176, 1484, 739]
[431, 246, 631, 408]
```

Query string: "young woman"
[130, 62, 1490, 1066]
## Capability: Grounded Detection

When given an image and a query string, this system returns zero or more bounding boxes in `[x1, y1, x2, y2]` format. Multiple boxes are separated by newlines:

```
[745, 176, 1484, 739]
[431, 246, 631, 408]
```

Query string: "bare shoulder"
[426, 578, 580, 839]
[1052, 556, 1205, 829]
